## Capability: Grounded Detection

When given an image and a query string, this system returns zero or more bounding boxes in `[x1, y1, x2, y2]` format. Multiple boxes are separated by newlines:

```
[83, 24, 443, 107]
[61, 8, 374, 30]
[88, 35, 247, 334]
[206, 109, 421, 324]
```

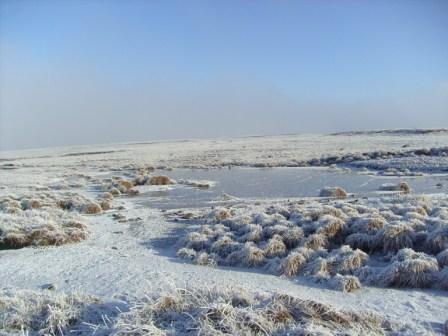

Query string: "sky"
[0, 0, 447, 150]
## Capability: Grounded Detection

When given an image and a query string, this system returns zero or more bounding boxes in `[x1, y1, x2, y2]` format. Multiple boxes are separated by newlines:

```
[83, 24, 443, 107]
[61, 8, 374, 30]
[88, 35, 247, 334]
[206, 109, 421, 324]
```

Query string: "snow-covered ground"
[1, 131, 448, 335]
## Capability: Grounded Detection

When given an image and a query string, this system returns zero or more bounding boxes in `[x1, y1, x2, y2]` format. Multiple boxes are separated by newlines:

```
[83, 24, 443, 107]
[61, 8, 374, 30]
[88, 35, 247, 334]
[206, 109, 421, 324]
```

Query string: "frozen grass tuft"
[329, 274, 362, 292]
[425, 226, 448, 254]
[437, 249, 448, 268]
[177, 195, 448, 291]
[0, 289, 99, 336]
[4, 287, 397, 335]
[435, 267, 448, 290]
[281, 251, 308, 277]
[113, 287, 398, 335]
[149, 175, 175, 185]
[376, 223, 415, 252]
[0, 191, 107, 249]
[378, 249, 439, 288]
[0, 208, 88, 249]
[379, 182, 411, 193]
[319, 187, 348, 199]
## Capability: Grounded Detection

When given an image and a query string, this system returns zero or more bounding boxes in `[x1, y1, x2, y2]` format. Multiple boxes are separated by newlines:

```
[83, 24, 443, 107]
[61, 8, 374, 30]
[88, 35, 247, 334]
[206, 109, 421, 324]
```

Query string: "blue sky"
[1, 0, 447, 150]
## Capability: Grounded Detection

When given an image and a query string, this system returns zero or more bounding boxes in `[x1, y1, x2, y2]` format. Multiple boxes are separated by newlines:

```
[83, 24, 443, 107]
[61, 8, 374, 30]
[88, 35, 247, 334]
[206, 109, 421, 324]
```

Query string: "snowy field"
[1, 130, 448, 335]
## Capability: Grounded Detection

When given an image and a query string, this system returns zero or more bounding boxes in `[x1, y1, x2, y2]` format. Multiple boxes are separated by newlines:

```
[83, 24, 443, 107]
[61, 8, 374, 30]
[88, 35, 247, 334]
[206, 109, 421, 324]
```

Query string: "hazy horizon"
[1, 0, 447, 150]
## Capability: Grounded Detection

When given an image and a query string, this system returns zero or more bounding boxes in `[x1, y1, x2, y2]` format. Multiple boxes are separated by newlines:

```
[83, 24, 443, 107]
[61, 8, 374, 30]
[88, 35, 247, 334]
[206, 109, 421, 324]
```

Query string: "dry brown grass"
[110, 187, 121, 196]
[330, 246, 369, 275]
[149, 175, 175, 185]
[264, 234, 287, 258]
[379, 249, 439, 288]
[118, 179, 134, 190]
[0, 286, 401, 335]
[240, 242, 266, 267]
[303, 233, 328, 250]
[317, 216, 345, 238]
[210, 207, 232, 221]
[303, 257, 331, 279]
[0, 209, 89, 249]
[101, 192, 114, 200]
[329, 274, 362, 292]
[176, 197, 448, 291]
[319, 187, 348, 199]
[195, 252, 217, 267]
[345, 233, 375, 252]
[211, 235, 239, 257]
[241, 224, 263, 243]
[113, 287, 396, 335]
[82, 202, 102, 214]
[99, 200, 112, 210]
[20, 198, 41, 210]
[377, 223, 415, 252]
[379, 182, 411, 193]
[282, 251, 307, 277]
[0, 289, 99, 336]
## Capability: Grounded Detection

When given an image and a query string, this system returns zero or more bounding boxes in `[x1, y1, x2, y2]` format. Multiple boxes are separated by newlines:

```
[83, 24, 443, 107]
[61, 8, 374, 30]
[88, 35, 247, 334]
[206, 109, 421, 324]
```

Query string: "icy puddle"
[139, 167, 448, 209]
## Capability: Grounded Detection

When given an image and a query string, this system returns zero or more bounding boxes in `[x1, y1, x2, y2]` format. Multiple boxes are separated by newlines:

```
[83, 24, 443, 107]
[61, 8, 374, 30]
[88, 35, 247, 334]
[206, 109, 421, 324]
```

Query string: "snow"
[1, 132, 448, 334]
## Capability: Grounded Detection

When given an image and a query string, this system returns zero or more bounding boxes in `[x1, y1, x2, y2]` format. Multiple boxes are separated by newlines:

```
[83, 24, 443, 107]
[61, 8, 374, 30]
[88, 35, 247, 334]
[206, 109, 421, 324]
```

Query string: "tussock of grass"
[149, 175, 175, 185]
[435, 267, 448, 290]
[53, 193, 104, 214]
[281, 251, 308, 277]
[177, 196, 448, 291]
[319, 187, 348, 199]
[437, 249, 448, 267]
[378, 249, 439, 288]
[425, 226, 448, 254]
[376, 223, 415, 252]
[379, 182, 411, 193]
[0, 289, 99, 336]
[0, 288, 406, 334]
[101, 177, 139, 195]
[0, 208, 88, 249]
[329, 274, 362, 292]
[263, 234, 287, 258]
[0, 191, 104, 249]
[176, 247, 197, 260]
[114, 287, 398, 335]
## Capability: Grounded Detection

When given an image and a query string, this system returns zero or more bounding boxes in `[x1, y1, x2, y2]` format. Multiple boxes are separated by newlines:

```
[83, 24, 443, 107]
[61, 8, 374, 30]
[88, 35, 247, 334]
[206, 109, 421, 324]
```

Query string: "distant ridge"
[330, 128, 448, 136]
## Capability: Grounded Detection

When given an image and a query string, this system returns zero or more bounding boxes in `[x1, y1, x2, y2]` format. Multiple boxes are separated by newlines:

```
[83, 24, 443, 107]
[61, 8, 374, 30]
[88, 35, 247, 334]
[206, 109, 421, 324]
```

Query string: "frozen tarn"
[135, 167, 448, 209]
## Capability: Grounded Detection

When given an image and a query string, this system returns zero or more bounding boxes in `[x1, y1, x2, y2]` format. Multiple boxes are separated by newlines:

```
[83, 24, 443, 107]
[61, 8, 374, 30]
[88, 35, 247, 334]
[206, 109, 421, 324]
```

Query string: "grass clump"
[0, 289, 99, 336]
[0, 208, 88, 249]
[0, 286, 406, 335]
[378, 248, 439, 288]
[319, 187, 348, 199]
[113, 287, 398, 335]
[177, 195, 448, 291]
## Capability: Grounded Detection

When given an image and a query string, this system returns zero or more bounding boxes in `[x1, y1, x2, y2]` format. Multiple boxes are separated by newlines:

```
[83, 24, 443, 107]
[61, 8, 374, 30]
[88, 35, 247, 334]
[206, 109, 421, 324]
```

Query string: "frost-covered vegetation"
[0, 287, 403, 336]
[0, 192, 107, 249]
[178, 196, 448, 291]
[0, 208, 87, 249]
[0, 289, 100, 336]
[2, 132, 448, 334]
